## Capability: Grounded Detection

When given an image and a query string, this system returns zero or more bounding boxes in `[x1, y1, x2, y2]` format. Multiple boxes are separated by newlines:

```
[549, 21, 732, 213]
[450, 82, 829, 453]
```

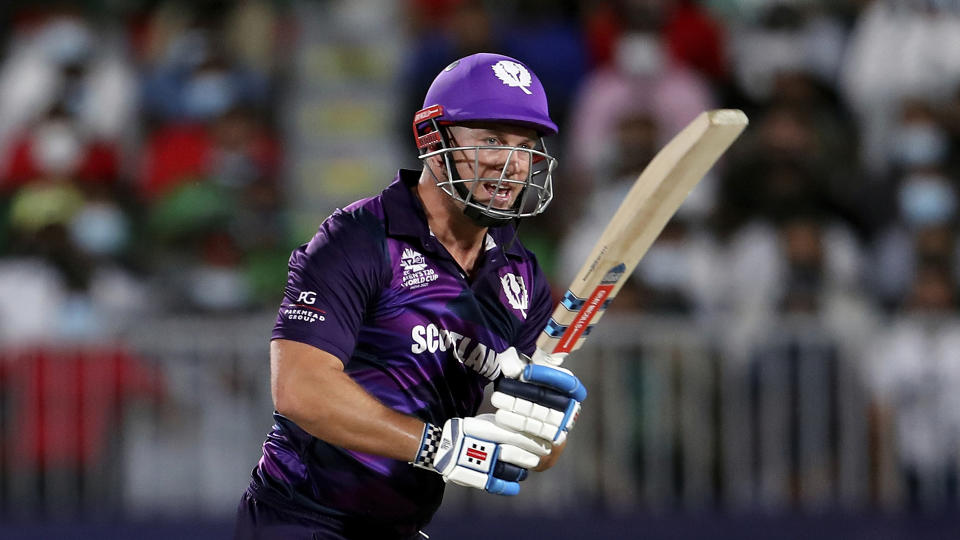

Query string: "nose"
[501, 147, 529, 180]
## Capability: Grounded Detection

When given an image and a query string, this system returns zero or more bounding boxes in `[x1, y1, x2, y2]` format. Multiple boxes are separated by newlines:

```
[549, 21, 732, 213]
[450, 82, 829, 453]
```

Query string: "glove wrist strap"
[412, 422, 443, 470]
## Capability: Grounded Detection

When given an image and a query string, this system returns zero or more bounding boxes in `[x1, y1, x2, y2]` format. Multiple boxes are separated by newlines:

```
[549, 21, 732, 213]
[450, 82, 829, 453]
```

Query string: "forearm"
[271, 339, 424, 461]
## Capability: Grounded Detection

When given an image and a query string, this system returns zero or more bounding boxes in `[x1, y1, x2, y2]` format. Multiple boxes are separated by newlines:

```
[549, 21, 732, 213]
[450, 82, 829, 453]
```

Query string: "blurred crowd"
[0, 1, 285, 346]
[2, 0, 960, 516]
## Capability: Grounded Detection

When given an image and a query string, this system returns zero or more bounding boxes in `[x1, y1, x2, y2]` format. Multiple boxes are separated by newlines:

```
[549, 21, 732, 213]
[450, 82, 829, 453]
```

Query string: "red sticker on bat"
[554, 284, 613, 354]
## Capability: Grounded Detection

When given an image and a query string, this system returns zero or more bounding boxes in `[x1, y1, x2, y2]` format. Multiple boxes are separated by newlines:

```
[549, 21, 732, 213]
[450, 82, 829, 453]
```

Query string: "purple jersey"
[247, 170, 553, 536]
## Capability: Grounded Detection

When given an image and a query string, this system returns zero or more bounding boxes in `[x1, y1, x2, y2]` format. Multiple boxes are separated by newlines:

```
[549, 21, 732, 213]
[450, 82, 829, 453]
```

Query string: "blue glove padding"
[520, 364, 587, 402]
[493, 347, 586, 444]
[411, 414, 547, 496]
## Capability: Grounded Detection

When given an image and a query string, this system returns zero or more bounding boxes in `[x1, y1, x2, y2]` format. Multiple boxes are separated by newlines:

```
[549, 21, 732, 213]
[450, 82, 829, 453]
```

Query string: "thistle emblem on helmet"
[492, 60, 533, 95]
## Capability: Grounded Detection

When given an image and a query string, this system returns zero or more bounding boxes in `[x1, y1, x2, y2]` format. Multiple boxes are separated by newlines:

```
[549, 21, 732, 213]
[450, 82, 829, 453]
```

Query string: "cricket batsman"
[235, 53, 586, 539]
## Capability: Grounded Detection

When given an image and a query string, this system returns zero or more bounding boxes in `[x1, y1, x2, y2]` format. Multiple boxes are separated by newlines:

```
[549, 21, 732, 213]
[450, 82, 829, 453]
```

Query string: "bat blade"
[538, 109, 748, 360]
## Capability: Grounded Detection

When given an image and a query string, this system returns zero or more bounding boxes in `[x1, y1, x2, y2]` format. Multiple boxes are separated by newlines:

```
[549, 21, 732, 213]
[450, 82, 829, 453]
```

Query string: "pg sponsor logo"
[410, 324, 500, 380]
[282, 290, 326, 323]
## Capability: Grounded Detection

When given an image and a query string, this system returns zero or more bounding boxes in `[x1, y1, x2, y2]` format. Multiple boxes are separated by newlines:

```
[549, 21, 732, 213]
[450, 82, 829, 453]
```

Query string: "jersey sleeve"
[272, 208, 387, 362]
[513, 258, 554, 357]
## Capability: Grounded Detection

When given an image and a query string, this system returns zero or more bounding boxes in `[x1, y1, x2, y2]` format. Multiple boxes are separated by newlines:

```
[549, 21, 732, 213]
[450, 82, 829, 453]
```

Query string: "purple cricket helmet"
[413, 53, 559, 228]
[420, 52, 558, 135]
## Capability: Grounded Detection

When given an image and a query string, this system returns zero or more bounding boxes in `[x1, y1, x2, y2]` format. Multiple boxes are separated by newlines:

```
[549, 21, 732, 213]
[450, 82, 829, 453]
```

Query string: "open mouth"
[481, 182, 514, 204]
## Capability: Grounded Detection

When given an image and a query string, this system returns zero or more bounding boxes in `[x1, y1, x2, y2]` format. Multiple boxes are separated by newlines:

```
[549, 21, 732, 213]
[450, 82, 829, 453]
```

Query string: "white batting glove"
[411, 414, 549, 496]
[493, 347, 587, 445]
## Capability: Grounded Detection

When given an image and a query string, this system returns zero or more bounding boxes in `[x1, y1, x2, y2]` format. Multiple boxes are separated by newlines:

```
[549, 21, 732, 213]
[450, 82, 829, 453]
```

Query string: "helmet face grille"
[419, 139, 558, 225]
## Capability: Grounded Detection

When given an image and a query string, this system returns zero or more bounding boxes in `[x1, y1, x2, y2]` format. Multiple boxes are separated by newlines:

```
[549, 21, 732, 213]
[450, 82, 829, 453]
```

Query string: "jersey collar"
[382, 169, 526, 259]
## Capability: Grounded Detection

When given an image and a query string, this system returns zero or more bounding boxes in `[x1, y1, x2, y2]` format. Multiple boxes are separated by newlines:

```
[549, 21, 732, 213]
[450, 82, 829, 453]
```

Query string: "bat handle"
[531, 348, 566, 367]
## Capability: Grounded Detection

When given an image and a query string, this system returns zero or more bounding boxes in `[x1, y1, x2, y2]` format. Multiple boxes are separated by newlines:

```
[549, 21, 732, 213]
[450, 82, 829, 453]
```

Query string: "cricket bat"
[535, 109, 748, 364]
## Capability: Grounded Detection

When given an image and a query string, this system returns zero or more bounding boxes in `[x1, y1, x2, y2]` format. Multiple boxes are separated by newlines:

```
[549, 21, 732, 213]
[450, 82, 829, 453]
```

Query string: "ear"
[424, 153, 446, 178]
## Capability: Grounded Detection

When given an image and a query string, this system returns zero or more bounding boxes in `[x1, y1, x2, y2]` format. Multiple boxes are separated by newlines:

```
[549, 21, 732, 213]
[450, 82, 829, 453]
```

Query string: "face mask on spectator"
[70, 202, 129, 257]
[892, 123, 948, 168]
[183, 71, 236, 120]
[615, 33, 665, 77]
[32, 120, 83, 175]
[37, 18, 92, 65]
[898, 173, 957, 227]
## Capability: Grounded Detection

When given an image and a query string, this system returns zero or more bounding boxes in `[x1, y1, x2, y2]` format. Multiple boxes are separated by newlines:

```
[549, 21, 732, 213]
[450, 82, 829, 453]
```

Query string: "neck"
[416, 167, 487, 272]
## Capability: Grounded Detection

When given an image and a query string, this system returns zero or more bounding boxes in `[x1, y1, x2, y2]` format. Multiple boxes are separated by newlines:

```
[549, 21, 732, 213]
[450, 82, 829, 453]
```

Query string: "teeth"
[482, 183, 511, 199]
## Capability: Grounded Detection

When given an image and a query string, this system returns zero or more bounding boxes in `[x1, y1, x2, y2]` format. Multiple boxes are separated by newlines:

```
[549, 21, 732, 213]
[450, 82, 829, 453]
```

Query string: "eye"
[485, 137, 500, 145]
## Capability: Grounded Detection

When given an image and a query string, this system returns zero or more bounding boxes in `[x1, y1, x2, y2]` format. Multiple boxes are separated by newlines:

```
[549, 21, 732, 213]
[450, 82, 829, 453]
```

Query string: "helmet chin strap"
[463, 203, 514, 228]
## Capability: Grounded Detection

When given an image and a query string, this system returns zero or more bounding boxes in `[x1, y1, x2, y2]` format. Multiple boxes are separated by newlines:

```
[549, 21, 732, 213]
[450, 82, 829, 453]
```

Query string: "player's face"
[446, 123, 538, 209]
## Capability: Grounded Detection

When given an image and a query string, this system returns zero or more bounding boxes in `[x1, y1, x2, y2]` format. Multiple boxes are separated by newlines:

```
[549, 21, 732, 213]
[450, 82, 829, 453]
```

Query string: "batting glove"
[493, 347, 587, 445]
[411, 413, 549, 496]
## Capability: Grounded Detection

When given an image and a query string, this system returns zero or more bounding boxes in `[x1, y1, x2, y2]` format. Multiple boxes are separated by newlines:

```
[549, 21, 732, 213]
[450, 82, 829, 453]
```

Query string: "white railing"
[0, 313, 947, 518]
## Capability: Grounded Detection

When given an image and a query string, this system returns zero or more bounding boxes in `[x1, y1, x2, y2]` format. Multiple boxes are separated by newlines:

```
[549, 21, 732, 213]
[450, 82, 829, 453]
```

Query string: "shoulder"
[306, 196, 387, 253]
[290, 196, 390, 279]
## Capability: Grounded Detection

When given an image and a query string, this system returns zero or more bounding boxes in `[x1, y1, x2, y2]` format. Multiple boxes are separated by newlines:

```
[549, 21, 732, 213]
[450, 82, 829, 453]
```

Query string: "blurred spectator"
[716, 104, 842, 235]
[141, 104, 283, 312]
[141, 42, 269, 126]
[133, 1, 286, 314]
[139, 2, 271, 126]
[1, 183, 147, 342]
[768, 69, 863, 226]
[886, 98, 951, 177]
[631, 220, 721, 316]
[868, 262, 960, 512]
[741, 212, 873, 509]
[585, 0, 728, 83]
[719, 209, 872, 358]
[141, 106, 280, 200]
[0, 9, 137, 167]
[869, 149, 959, 310]
[840, 0, 960, 175]
[730, 3, 847, 105]
[1, 105, 120, 191]
[778, 214, 852, 316]
[565, 0, 714, 213]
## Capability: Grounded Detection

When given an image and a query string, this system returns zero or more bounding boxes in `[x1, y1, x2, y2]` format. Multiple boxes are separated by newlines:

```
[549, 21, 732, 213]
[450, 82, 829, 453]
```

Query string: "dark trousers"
[235, 491, 425, 540]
